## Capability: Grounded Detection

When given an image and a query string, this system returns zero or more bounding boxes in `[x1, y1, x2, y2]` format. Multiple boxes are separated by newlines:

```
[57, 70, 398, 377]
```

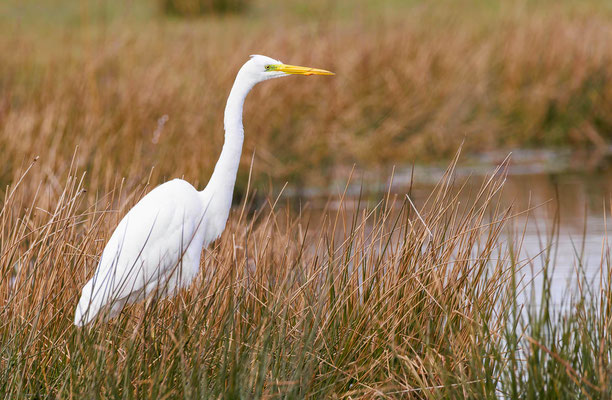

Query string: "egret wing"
[75, 180, 203, 325]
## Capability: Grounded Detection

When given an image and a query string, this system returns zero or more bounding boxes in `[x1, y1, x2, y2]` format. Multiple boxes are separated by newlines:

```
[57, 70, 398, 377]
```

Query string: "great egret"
[74, 55, 333, 326]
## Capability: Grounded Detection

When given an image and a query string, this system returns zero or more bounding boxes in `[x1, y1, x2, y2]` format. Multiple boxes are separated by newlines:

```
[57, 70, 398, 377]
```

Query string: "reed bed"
[1, 1, 612, 397]
[1, 0, 611, 191]
[1, 155, 610, 398]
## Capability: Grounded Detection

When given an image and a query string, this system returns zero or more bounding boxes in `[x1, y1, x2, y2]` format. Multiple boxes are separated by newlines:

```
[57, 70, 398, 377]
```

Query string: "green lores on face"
[265, 63, 335, 76]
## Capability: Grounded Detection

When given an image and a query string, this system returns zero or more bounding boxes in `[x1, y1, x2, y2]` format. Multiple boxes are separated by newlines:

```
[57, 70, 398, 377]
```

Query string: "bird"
[74, 55, 333, 326]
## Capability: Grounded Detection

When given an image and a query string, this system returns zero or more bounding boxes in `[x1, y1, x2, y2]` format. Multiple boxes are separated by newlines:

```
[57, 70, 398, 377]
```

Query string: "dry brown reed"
[0, 151, 521, 397]
[0, 1, 610, 194]
[1, 1, 612, 397]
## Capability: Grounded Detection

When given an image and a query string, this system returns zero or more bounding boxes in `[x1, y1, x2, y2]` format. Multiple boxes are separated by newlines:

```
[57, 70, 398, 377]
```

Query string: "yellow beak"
[275, 64, 335, 76]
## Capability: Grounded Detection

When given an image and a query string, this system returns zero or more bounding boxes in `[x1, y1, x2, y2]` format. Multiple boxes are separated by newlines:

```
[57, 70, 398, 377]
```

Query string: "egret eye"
[265, 65, 272, 71]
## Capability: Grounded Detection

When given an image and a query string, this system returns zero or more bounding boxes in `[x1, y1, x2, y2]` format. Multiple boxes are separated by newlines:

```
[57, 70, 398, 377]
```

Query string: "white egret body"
[74, 55, 333, 326]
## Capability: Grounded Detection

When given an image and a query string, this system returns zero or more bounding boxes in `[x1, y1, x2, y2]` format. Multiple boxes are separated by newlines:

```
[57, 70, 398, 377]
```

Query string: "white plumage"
[74, 55, 333, 326]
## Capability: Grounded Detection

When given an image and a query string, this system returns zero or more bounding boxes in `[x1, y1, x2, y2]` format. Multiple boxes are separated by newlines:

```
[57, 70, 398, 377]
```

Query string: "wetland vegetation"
[1, 0, 611, 398]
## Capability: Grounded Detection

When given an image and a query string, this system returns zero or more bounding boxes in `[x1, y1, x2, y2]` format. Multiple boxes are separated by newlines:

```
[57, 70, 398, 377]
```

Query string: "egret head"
[241, 54, 334, 84]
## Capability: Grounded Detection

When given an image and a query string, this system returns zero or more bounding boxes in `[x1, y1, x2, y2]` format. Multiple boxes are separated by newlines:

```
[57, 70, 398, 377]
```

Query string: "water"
[287, 149, 611, 308]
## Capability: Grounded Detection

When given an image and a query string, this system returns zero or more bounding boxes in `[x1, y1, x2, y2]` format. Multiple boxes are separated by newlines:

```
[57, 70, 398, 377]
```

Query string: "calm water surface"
[289, 150, 612, 307]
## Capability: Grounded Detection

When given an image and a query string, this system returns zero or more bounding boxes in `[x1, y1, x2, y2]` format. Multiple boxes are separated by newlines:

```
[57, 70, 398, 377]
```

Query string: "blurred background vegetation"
[0, 0, 611, 194]
[161, 0, 249, 16]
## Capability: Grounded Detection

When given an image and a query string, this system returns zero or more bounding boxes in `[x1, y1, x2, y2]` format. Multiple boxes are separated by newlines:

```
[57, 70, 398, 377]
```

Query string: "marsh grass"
[1, 1, 612, 397]
[1, 154, 611, 398]
[1, 0, 611, 190]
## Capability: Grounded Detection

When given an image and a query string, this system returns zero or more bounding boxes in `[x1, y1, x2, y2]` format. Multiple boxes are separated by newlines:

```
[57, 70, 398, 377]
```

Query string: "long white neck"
[200, 70, 256, 237]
